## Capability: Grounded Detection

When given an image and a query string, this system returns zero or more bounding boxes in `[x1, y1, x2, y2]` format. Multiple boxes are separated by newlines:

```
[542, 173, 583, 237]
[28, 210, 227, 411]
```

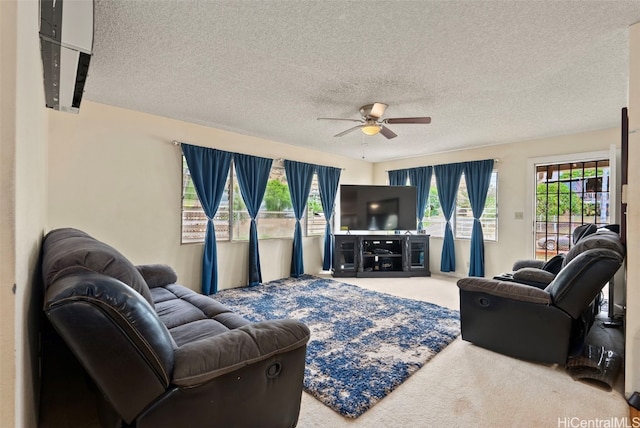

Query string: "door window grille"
[535, 159, 610, 260]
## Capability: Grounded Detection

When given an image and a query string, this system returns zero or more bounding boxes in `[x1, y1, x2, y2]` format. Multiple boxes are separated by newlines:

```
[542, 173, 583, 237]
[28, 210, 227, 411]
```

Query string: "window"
[181, 156, 322, 243]
[455, 172, 498, 240]
[421, 171, 498, 241]
[534, 159, 610, 260]
[422, 175, 445, 236]
[254, 167, 296, 239]
[228, 165, 251, 240]
[306, 174, 325, 236]
[181, 156, 230, 243]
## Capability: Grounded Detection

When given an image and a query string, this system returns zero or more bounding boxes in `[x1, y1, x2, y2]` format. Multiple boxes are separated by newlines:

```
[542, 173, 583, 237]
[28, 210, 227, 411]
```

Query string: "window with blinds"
[422, 171, 498, 241]
[181, 156, 324, 244]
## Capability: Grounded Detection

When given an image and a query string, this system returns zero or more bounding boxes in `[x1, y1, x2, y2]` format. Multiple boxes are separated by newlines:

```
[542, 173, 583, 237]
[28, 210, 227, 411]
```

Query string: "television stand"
[332, 234, 430, 278]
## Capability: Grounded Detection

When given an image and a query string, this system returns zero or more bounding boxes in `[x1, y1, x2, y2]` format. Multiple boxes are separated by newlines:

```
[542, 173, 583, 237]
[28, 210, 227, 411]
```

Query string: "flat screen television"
[340, 185, 417, 231]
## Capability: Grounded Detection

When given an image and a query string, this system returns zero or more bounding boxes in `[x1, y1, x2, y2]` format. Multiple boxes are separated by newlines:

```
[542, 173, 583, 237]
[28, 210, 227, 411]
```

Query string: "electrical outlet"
[514, 211, 524, 220]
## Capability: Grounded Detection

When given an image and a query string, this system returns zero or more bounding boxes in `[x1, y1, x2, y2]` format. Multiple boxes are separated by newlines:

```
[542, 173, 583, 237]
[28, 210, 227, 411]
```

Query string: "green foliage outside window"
[558, 168, 605, 180]
[536, 182, 583, 217]
[483, 194, 497, 218]
[307, 194, 323, 214]
[233, 182, 246, 212]
[182, 158, 323, 243]
[264, 179, 292, 211]
[425, 187, 441, 217]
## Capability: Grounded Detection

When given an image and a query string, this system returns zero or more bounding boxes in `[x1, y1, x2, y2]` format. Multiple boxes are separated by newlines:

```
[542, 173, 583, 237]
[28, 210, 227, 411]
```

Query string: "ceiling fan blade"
[369, 102, 388, 119]
[317, 117, 363, 123]
[334, 125, 363, 137]
[379, 125, 397, 139]
[384, 117, 432, 124]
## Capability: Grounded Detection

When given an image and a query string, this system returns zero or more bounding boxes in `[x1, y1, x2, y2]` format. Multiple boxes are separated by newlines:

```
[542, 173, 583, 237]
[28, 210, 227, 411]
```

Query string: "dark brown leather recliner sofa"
[39, 227, 310, 427]
[457, 228, 625, 364]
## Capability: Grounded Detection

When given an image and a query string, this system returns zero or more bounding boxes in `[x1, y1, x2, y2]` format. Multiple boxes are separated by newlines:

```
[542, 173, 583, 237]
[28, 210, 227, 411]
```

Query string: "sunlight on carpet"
[214, 275, 460, 418]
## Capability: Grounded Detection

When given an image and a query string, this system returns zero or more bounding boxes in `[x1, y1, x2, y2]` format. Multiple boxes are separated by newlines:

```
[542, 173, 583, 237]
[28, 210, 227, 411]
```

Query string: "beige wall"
[625, 22, 640, 398]
[1, 0, 48, 427]
[374, 129, 620, 279]
[4, 5, 637, 425]
[46, 102, 622, 287]
[47, 101, 372, 291]
[0, 1, 18, 424]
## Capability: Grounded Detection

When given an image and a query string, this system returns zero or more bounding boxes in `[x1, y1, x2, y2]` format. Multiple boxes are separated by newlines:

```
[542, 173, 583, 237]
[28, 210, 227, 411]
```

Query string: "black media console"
[332, 234, 430, 278]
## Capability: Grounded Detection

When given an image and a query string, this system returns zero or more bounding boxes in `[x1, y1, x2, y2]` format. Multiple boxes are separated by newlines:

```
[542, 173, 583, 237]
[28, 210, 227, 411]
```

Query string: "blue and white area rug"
[214, 275, 460, 418]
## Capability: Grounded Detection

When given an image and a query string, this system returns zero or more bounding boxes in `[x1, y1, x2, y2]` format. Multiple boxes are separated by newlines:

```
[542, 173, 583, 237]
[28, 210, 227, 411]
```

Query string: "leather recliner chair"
[457, 228, 625, 364]
[39, 228, 310, 427]
[506, 223, 600, 287]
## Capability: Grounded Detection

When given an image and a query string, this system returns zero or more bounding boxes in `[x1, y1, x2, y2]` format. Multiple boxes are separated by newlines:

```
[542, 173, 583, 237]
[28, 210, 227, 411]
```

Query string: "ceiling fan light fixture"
[362, 124, 381, 136]
[318, 102, 431, 139]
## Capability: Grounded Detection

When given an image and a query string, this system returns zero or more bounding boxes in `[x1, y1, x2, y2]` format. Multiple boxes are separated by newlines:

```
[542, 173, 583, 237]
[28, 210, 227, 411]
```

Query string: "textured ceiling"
[84, 1, 640, 162]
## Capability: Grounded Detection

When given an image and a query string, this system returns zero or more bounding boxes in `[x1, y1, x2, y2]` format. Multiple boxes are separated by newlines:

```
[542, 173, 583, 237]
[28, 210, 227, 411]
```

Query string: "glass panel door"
[535, 159, 610, 261]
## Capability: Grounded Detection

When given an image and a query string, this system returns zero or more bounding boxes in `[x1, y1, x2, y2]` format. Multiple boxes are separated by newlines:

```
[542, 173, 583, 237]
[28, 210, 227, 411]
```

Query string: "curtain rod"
[172, 140, 344, 170]
[384, 158, 499, 172]
[172, 140, 283, 160]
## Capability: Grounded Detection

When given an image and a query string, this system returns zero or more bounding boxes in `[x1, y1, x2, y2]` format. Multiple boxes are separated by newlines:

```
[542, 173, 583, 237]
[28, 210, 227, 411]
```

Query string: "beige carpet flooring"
[297, 274, 628, 427]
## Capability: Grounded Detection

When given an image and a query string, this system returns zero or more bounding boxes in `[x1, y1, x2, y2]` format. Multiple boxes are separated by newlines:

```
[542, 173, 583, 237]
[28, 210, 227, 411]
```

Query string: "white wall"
[47, 101, 372, 291]
[374, 128, 620, 279]
[1, 0, 49, 427]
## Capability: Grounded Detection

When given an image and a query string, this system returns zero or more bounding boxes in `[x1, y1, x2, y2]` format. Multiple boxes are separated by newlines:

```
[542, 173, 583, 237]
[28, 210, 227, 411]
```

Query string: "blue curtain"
[388, 169, 409, 186]
[317, 165, 342, 270]
[408, 166, 433, 231]
[434, 163, 464, 272]
[464, 159, 494, 277]
[284, 160, 315, 277]
[181, 144, 233, 295]
[233, 153, 273, 286]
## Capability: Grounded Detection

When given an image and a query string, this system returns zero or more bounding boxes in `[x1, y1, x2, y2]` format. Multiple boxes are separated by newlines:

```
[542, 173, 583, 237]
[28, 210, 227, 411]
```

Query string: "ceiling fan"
[317, 102, 431, 139]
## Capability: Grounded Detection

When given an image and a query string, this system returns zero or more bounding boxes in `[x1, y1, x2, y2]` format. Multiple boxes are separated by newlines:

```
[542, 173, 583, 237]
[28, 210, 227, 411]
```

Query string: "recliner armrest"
[136, 264, 178, 288]
[512, 267, 556, 288]
[512, 259, 544, 271]
[512, 254, 565, 275]
[172, 319, 310, 387]
[457, 277, 551, 305]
